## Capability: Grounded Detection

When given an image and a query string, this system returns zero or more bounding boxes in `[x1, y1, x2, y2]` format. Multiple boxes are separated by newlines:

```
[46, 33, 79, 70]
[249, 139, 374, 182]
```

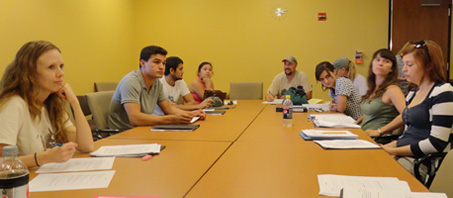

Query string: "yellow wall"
[0, 0, 390, 100]
[0, 0, 137, 94]
[135, 0, 389, 100]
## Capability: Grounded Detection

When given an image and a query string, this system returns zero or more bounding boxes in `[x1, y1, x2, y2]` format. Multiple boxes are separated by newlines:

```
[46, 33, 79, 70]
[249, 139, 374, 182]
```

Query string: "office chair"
[414, 133, 453, 188]
[229, 81, 263, 100]
[429, 150, 453, 197]
[94, 82, 118, 92]
[85, 91, 120, 138]
[74, 95, 99, 140]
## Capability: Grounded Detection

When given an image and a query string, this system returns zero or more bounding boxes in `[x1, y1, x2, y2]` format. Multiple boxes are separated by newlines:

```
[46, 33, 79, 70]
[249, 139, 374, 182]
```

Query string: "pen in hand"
[50, 142, 63, 147]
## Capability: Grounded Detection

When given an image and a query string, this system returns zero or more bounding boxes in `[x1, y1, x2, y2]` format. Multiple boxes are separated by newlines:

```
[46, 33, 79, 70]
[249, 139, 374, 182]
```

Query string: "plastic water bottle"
[282, 95, 293, 127]
[0, 145, 29, 198]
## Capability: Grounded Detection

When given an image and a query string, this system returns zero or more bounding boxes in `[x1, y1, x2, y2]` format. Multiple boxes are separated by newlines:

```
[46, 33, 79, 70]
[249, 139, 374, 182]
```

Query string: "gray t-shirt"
[108, 69, 167, 130]
[267, 70, 312, 98]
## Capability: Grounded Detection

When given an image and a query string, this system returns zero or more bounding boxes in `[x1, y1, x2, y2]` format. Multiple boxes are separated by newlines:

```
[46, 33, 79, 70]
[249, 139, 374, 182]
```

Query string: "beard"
[285, 69, 292, 76]
[172, 74, 183, 81]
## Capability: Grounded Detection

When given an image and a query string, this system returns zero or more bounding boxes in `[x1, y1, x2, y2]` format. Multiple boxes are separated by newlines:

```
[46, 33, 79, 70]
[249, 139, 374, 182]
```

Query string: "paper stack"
[90, 143, 162, 157]
[318, 174, 447, 198]
[313, 139, 380, 149]
[308, 114, 361, 128]
[300, 129, 358, 140]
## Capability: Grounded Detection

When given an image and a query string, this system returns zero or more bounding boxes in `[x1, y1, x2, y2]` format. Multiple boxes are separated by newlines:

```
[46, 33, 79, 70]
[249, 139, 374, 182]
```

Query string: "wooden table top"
[28, 102, 429, 198]
[109, 100, 266, 142]
[185, 105, 429, 197]
[29, 138, 230, 198]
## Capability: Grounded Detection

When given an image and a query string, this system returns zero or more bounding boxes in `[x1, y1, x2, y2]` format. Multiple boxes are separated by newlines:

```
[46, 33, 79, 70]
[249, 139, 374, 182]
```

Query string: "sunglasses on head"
[411, 40, 431, 61]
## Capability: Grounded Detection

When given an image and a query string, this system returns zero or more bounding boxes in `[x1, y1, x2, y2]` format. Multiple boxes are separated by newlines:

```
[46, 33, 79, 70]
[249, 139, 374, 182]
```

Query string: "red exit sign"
[318, 13, 326, 21]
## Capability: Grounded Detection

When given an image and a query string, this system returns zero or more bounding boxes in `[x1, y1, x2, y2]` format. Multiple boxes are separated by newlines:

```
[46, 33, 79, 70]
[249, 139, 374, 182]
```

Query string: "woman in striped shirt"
[377, 40, 453, 178]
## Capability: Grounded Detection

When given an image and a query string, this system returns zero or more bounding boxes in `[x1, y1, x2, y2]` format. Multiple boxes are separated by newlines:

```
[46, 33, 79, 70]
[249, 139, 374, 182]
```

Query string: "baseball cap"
[333, 57, 350, 69]
[282, 56, 298, 64]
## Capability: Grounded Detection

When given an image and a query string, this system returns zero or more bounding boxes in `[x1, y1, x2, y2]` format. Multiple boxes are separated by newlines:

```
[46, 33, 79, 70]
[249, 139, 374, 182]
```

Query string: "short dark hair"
[165, 56, 183, 76]
[315, 61, 335, 81]
[139, 45, 167, 67]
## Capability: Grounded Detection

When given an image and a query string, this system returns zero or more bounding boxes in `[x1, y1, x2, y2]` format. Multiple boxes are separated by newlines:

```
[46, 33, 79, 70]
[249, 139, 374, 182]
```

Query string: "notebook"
[150, 124, 200, 131]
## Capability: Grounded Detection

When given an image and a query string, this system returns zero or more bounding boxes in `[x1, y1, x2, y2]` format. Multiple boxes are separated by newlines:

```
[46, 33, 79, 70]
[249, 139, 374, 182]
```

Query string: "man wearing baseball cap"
[266, 56, 312, 101]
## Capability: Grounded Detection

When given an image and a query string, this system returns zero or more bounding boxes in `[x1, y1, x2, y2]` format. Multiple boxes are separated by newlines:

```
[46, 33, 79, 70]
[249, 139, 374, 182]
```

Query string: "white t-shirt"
[0, 96, 73, 156]
[267, 70, 313, 98]
[153, 77, 191, 115]
[353, 74, 368, 96]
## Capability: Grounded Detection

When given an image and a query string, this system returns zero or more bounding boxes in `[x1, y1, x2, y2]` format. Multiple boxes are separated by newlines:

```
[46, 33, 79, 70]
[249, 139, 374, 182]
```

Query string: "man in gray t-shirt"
[108, 45, 205, 130]
[266, 56, 313, 101]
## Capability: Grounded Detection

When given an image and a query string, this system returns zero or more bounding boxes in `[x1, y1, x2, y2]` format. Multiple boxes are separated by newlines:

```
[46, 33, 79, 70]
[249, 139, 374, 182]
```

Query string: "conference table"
[185, 104, 429, 197]
[29, 139, 230, 198]
[108, 100, 266, 142]
[28, 100, 429, 198]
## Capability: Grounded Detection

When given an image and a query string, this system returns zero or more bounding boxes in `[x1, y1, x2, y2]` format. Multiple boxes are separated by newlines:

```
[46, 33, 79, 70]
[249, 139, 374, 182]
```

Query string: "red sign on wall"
[318, 13, 327, 21]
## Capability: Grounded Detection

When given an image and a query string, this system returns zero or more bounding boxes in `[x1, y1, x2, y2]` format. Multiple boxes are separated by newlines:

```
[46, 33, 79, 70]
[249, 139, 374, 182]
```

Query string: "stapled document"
[314, 139, 380, 149]
[29, 170, 116, 192]
[90, 144, 162, 157]
[300, 129, 358, 140]
[308, 114, 361, 128]
[340, 188, 447, 198]
[262, 99, 284, 104]
[318, 174, 411, 197]
[36, 157, 115, 173]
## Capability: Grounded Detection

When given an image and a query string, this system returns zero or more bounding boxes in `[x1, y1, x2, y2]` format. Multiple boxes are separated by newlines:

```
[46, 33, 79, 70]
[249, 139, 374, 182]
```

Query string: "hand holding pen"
[44, 142, 78, 164]
[266, 90, 275, 102]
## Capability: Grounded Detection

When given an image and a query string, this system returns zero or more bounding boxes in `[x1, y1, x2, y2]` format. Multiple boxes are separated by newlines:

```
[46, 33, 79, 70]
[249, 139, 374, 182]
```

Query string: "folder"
[150, 124, 200, 131]
[205, 110, 226, 115]
[300, 129, 358, 140]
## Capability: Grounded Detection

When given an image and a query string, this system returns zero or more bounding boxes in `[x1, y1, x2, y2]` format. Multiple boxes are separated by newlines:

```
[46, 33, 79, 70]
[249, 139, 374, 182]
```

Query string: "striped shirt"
[397, 82, 453, 158]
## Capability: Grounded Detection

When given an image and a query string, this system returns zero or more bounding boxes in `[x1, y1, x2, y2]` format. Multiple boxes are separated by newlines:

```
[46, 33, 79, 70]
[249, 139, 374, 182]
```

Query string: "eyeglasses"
[411, 40, 431, 61]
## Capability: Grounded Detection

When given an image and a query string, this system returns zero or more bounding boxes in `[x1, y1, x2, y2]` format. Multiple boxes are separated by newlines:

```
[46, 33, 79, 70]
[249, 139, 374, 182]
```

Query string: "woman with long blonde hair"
[0, 41, 94, 167]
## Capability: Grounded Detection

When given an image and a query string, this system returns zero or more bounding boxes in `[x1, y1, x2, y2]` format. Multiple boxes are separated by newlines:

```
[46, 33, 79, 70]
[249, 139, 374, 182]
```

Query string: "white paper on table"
[302, 104, 329, 112]
[301, 129, 358, 139]
[203, 108, 215, 111]
[36, 157, 115, 173]
[262, 99, 284, 104]
[90, 144, 161, 157]
[318, 174, 411, 197]
[314, 140, 381, 149]
[341, 188, 447, 198]
[310, 114, 361, 128]
[29, 170, 116, 192]
[190, 116, 200, 123]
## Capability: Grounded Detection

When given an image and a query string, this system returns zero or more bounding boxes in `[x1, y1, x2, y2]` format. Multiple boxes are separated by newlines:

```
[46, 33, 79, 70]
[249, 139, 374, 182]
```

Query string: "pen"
[50, 142, 63, 147]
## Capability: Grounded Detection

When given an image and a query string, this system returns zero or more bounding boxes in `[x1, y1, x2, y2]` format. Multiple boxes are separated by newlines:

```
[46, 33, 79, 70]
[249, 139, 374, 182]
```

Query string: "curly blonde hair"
[0, 41, 68, 143]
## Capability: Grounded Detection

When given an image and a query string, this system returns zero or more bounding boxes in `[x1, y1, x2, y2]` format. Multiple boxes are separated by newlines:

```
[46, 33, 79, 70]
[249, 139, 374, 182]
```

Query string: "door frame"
[388, 0, 452, 82]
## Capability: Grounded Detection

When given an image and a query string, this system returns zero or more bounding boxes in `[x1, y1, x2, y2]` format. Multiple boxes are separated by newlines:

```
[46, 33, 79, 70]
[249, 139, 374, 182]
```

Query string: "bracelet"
[378, 128, 382, 135]
[34, 152, 40, 167]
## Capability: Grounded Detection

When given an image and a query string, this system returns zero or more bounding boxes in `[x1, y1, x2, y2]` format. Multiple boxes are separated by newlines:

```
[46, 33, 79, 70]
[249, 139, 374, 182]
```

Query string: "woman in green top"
[358, 49, 406, 136]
